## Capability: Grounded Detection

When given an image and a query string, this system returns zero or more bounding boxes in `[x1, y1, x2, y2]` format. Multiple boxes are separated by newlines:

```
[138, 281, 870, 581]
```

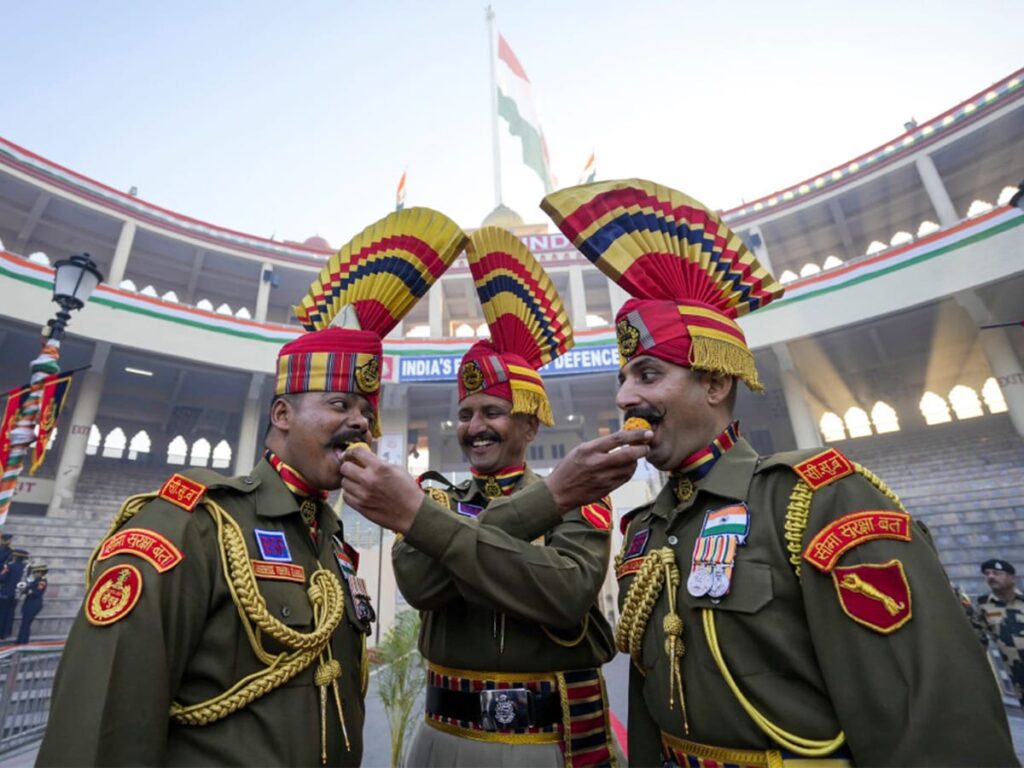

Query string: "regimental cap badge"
[354, 354, 380, 394]
[616, 318, 640, 360]
[460, 360, 485, 394]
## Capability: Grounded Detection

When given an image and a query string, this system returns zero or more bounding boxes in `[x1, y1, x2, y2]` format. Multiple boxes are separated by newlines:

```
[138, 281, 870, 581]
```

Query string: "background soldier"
[15, 562, 47, 644]
[977, 558, 1024, 704]
[542, 178, 1018, 767]
[341, 227, 647, 766]
[37, 208, 466, 766]
[0, 533, 13, 570]
[0, 547, 28, 640]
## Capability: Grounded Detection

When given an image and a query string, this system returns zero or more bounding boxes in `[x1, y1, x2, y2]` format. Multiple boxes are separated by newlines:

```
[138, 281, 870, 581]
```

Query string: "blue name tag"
[624, 528, 650, 560]
[255, 529, 292, 562]
[455, 502, 484, 518]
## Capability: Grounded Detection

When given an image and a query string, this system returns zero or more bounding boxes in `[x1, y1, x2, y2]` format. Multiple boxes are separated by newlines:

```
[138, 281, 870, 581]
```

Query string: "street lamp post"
[0, 253, 104, 526]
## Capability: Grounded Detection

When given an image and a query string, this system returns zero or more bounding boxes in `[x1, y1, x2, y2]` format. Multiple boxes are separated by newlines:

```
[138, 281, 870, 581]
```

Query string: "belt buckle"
[479, 688, 533, 730]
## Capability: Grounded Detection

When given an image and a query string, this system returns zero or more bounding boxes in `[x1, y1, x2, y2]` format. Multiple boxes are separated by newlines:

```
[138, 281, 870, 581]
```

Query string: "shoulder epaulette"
[757, 447, 855, 491]
[158, 473, 208, 513]
[416, 470, 458, 492]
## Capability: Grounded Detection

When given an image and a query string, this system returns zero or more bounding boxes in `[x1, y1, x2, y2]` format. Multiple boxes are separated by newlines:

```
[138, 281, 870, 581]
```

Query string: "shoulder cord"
[87, 493, 348, 744]
[782, 463, 906, 580]
[615, 548, 688, 732]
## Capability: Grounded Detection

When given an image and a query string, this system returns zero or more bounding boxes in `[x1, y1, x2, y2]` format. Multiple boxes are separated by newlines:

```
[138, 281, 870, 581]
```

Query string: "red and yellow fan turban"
[282, 208, 467, 435]
[541, 179, 783, 391]
[457, 227, 573, 426]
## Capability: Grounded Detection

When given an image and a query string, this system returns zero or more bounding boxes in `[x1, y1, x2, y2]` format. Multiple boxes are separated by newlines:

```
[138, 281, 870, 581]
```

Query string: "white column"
[106, 220, 137, 286]
[956, 291, 1024, 438]
[47, 343, 110, 517]
[608, 283, 630, 318]
[255, 263, 273, 322]
[429, 280, 445, 337]
[772, 343, 823, 450]
[915, 154, 959, 227]
[568, 267, 588, 331]
[234, 373, 265, 475]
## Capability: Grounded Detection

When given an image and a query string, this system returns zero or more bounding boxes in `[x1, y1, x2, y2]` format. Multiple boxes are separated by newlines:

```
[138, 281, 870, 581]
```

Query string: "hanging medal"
[688, 503, 750, 600]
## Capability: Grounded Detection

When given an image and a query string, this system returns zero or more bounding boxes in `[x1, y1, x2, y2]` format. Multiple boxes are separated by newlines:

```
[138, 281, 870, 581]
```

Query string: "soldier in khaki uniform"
[977, 558, 1024, 703]
[542, 179, 1018, 767]
[38, 208, 466, 766]
[339, 228, 648, 766]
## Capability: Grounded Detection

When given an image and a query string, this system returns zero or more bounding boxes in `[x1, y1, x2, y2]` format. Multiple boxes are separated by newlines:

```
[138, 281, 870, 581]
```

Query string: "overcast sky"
[3, 1, 1021, 247]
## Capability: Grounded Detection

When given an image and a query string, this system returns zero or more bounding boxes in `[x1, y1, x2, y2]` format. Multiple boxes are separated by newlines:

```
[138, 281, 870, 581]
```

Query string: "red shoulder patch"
[793, 448, 854, 490]
[832, 560, 912, 634]
[85, 565, 144, 626]
[581, 496, 612, 531]
[803, 510, 912, 572]
[96, 528, 184, 573]
[158, 473, 207, 513]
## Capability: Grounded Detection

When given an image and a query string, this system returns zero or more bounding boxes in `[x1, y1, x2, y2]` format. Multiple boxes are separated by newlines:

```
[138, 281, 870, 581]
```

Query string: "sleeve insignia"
[832, 559, 912, 634]
[158, 473, 207, 512]
[251, 560, 306, 584]
[96, 528, 184, 573]
[581, 496, 613, 531]
[803, 510, 912, 573]
[616, 555, 646, 580]
[793, 449, 855, 490]
[85, 564, 144, 626]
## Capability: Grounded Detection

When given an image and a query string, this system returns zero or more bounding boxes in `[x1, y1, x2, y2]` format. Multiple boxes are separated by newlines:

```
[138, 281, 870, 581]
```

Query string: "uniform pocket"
[679, 560, 774, 614]
[258, 580, 314, 629]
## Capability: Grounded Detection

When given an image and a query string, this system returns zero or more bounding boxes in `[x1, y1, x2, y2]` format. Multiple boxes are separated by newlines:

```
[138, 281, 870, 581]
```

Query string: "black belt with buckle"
[426, 685, 562, 731]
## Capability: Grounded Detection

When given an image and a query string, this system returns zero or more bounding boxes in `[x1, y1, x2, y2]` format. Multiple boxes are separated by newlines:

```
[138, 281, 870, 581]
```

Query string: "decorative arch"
[190, 438, 212, 467]
[102, 427, 127, 459]
[86, 424, 102, 456]
[916, 221, 940, 237]
[799, 263, 821, 278]
[167, 435, 188, 465]
[843, 407, 872, 438]
[822, 255, 843, 270]
[128, 430, 151, 461]
[475, 323, 491, 337]
[779, 270, 798, 284]
[982, 377, 1008, 414]
[454, 323, 475, 338]
[211, 440, 232, 469]
[215, 303, 233, 316]
[140, 285, 159, 298]
[235, 307, 252, 319]
[889, 231, 913, 247]
[997, 186, 1019, 206]
[966, 199, 993, 217]
[196, 299, 214, 312]
[865, 241, 887, 256]
[870, 402, 900, 434]
[161, 290, 179, 303]
[28, 252, 50, 266]
[920, 392, 952, 425]
[819, 412, 846, 442]
[118, 279, 138, 292]
[948, 384, 983, 420]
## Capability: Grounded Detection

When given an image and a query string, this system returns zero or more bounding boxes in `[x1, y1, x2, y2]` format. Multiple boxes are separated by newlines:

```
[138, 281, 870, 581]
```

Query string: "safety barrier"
[0, 642, 63, 754]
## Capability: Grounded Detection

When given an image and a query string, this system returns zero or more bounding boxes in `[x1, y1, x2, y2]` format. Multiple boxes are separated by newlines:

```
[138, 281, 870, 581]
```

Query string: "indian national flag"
[395, 168, 407, 211]
[497, 34, 552, 193]
[702, 504, 749, 538]
[578, 151, 596, 184]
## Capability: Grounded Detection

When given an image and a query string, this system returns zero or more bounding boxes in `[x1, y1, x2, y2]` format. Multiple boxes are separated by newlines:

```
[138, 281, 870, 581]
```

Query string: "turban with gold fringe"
[541, 179, 783, 391]
[457, 227, 573, 426]
[285, 207, 467, 435]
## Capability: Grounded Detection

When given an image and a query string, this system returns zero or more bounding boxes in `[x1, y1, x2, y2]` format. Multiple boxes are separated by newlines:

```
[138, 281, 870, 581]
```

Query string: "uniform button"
[243, 477, 254, 485]
[281, 605, 291, 618]
[668, 535, 679, 545]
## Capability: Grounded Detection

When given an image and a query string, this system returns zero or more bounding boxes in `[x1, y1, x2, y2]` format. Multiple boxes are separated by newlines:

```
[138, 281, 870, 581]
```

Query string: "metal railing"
[0, 642, 64, 754]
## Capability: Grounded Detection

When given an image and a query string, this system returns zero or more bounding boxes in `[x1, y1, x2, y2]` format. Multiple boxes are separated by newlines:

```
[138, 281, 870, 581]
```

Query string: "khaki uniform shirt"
[393, 467, 615, 673]
[38, 460, 368, 767]
[619, 439, 1016, 767]
[977, 590, 1024, 700]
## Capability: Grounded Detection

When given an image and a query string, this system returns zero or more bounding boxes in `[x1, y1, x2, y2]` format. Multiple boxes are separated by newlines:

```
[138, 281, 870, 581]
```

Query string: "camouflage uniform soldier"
[341, 228, 648, 766]
[542, 179, 1018, 767]
[38, 208, 466, 766]
[977, 558, 1024, 703]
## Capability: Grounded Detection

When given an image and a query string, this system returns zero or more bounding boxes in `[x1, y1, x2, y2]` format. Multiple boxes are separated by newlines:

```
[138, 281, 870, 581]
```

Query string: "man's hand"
[338, 447, 424, 534]
[545, 428, 651, 512]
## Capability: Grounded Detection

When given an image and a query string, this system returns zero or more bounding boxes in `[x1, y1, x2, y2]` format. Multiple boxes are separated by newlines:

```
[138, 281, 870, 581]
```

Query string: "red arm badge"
[581, 496, 612, 531]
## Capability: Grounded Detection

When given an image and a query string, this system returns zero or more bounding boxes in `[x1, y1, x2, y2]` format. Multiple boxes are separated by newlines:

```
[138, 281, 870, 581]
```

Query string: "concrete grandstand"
[0, 65, 1021, 657]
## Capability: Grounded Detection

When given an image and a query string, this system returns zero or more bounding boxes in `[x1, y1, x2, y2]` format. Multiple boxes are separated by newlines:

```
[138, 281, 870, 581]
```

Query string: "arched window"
[865, 241, 887, 256]
[405, 325, 430, 338]
[86, 424, 102, 456]
[889, 231, 913, 247]
[140, 285, 159, 298]
[475, 322, 491, 337]
[235, 307, 252, 319]
[982, 377, 1008, 414]
[190, 438, 212, 467]
[211, 440, 232, 469]
[997, 186, 1019, 206]
[162, 291, 179, 303]
[128, 430, 151, 461]
[196, 299, 214, 312]
[949, 385, 983, 420]
[917, 221, 940, 237]
[215, 303, 233, 316]
[454, 323, 475, 338]
[871, 402, 900, 434]
[920, 392, 952, 425]
[799, 263, 821, 278]
[820, 412, 846, 442]
[585, 314, 609, 328]
[822, 255, 843, 270]
[167, 435, 188, 465]
[844, 407, 872, 438]
[966, 200, 993, 217]
[779, 270, 798, 284]
[28, 252, 50, 266]
[102, 427, 127, 459]
[119, 279, 138, 292]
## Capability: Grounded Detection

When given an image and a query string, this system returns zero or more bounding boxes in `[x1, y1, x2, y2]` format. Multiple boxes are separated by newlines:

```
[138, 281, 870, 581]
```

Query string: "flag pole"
[486, 5, 502, 206]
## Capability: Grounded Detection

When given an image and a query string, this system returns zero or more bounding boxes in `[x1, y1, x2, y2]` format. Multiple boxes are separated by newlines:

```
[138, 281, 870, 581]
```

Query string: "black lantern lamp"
[48, 253, 104, 341]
